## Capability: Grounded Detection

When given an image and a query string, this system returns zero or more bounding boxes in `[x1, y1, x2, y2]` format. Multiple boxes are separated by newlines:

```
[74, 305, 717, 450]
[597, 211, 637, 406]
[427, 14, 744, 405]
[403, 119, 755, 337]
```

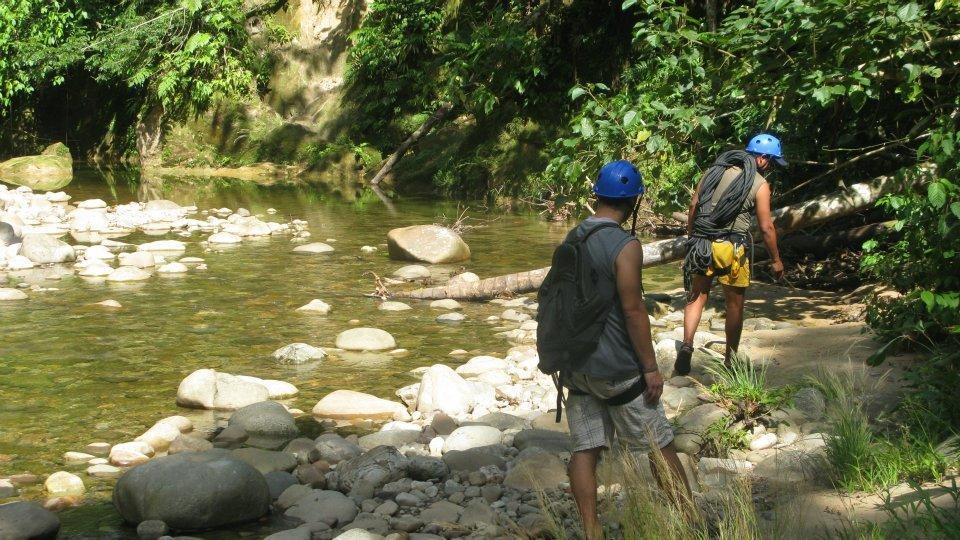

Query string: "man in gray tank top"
[564, 161, 692, 539]
[675, 134, 787, 375]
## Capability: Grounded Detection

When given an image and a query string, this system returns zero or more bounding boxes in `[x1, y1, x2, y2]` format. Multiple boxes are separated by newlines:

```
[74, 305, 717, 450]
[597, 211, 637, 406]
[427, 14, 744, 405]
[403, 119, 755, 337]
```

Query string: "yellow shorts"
[704, 239, 750, 288]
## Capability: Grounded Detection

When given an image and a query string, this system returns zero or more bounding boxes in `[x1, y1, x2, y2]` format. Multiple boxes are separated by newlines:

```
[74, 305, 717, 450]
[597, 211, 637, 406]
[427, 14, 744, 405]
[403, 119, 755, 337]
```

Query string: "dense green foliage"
[346, 0, 960, 209]
[1, 0, 278, 154]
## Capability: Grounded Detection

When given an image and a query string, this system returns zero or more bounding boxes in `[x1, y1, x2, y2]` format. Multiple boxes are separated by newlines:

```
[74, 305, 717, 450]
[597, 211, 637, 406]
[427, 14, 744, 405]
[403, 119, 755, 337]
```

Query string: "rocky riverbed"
[0, 173, 911, 538]
[1, 284, 842, 539]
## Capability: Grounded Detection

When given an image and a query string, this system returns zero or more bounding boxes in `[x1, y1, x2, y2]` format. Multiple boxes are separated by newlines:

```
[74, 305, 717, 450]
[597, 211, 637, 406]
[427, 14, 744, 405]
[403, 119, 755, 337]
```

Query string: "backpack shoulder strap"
[571, 221, 622, 245]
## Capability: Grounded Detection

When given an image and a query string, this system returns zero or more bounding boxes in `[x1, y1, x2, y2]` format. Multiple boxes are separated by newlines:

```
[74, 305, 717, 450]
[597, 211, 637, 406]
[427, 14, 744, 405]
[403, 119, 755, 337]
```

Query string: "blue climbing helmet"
[746, 133, 787, 166]
[593, 160, 645, 198]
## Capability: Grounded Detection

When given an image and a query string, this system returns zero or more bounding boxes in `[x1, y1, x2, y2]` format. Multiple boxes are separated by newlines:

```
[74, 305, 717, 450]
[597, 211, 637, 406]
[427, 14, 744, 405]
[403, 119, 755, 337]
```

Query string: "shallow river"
[0, 167, 681, 537]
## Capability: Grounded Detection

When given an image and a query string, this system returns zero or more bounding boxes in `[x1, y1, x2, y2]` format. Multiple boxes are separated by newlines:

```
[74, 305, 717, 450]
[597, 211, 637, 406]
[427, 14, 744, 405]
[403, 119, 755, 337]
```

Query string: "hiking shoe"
[674, 343, 694, 376]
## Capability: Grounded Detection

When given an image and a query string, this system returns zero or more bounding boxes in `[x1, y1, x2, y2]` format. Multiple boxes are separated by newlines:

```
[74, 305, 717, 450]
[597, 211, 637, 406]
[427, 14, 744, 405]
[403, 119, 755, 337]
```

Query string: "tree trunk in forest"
[400, 165, 933, 300]
[135, 106, 164, 167]
[705, 0, 718, 32]
[369, 103, 454, 186]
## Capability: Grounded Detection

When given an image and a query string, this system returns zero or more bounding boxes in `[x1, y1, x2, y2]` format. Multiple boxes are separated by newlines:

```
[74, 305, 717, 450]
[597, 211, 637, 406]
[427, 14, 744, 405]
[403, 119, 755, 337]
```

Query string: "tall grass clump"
[811, 365, 956, 493]
[706, 355, 794, 424]
[531, 449, 798, 539]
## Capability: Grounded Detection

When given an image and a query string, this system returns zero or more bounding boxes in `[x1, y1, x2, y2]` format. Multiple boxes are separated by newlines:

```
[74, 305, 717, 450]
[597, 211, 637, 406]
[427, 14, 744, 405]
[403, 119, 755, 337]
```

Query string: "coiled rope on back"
[683, 150, 757, 290]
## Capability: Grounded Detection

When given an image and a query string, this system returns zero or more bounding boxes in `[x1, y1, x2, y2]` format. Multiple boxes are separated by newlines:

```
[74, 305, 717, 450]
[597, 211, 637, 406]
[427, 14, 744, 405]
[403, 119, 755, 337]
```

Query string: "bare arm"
[755, 182, 784, 278]
[614, 240, 663, 404]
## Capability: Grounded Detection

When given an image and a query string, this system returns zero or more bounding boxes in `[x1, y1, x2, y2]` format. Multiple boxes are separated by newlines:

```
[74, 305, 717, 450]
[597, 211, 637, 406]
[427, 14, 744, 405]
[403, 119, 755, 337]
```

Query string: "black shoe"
[674, 343, 694, 376]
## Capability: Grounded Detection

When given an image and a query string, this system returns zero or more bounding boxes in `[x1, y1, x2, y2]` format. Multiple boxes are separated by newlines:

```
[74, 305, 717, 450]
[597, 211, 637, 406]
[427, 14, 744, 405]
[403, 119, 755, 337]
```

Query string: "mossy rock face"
[0, 143, 73, 191]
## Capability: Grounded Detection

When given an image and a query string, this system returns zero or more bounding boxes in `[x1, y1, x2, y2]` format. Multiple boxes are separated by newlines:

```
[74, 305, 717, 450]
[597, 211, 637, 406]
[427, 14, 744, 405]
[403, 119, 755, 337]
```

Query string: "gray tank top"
[563, 217, 641, 380]
[708, 166, 767, 234]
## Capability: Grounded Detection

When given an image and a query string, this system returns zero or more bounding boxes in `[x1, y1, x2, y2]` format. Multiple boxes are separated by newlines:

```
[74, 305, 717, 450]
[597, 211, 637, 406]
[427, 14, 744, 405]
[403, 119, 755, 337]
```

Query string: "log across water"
[401, 166, 932, 301]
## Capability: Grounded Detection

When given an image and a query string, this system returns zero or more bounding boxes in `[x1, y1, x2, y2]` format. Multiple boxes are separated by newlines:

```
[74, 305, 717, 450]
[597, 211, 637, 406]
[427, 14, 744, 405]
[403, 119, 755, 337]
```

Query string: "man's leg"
[722, 284, 746, 365]
[648, 441, 693, 504]
[676, 274, 712, 375]
[568, 447, 604, 540]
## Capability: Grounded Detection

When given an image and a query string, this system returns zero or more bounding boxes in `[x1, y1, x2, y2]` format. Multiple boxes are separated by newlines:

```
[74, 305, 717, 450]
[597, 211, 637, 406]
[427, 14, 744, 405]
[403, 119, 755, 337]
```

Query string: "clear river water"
[0, 167, 681, 537]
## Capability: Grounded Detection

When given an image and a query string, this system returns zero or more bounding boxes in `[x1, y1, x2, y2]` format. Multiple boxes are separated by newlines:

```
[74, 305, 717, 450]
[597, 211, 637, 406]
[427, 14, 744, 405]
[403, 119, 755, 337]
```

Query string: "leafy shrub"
[862, 172, 960, 349]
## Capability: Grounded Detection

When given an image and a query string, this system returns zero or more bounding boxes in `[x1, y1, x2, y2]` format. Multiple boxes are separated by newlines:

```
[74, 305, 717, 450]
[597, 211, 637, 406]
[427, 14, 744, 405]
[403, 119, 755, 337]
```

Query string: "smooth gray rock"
[390, 516, 424, 533]
[792, 387, 826, 420]
[284, 438, 321, 464]
[168, 434, 213, 454]
[512, 429, 570, 453]
[407, 456, 448, 481]
[459, 498, 496, 527]
[315, 433, 362, 464]
[276, 484, 313, 511]
[264, 527, 312, 540]
[358, 430, 421, 451]
[343, 514, 390, 535]
[430, 413, 459, 436]
[469, 412, 527, 431]
[0, 501, 60, 539]
[20, 233, 75, 264]
[504, 453, 567, 490]
[442, 448, 507, 472]
[273, 343, 326, 365]
[337, 446, 410, 493]
[265, 471, 299, 500]
[0, 222, 21, 247]
[419, 500, 463, 523]
[231, 448, 298, 474]
[213, 425, 248, 448]
[284, 490, 358, 527]
[442, 426, 502, 453]
[137, 520, 169, 540]
[112, 450, 270, 531]
[679, 403, 729, 435]
[228, 401, 299, 450]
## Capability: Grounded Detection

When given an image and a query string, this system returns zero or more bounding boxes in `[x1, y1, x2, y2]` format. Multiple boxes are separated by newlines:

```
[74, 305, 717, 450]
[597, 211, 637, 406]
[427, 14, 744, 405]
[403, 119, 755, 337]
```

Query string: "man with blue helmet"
[675, 134, 786, 375]
[559, 160, 691, 538]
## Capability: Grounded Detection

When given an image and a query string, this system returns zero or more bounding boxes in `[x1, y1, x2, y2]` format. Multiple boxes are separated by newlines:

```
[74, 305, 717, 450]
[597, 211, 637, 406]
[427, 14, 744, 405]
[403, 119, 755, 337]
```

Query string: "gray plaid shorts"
[565, 372, 674, 454]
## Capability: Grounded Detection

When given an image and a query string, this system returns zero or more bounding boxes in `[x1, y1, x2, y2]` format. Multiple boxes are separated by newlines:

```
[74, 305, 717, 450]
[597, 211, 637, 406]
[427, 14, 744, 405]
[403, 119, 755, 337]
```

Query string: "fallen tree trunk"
[369, 103, 454, 186]
[780, 222, 892, 256]
[401, 165, 932, 300]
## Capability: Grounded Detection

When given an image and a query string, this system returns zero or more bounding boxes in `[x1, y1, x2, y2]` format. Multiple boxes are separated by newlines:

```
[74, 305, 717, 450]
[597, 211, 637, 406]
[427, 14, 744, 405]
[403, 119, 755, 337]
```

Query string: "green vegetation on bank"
[346, 0, 959, 207]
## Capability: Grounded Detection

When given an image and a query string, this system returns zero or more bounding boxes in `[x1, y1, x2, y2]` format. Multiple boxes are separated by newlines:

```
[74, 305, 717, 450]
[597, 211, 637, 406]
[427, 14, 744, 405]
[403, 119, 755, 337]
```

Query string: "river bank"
[0, 171, 948, 538]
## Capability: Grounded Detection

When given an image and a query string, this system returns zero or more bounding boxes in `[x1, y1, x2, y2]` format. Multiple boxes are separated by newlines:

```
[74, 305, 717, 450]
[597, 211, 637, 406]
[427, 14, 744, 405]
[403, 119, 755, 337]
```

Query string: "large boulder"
[228, 401, 299, 450]
[386, 225, 471, 264]
[416, 365, 477, 416]
[0, 501, 61, 539]
[232, 448, 299, 474]
[336, 445, 410, 493]
[176, 369, 270, 411]
[19, 234, 75, 264]
[112, 450, 270, 531]
[0, 142, 73, 191]
[335, 328, 396, 351]
[312, 390, 410, 422]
